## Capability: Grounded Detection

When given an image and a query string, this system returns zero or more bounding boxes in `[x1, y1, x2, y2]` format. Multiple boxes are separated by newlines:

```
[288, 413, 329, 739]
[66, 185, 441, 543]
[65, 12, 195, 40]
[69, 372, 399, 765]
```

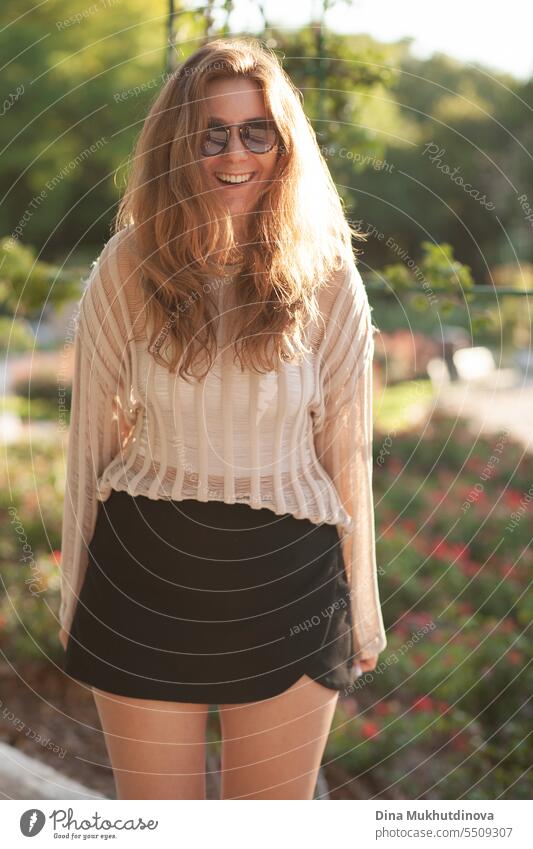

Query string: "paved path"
[435, 378, 533, 454]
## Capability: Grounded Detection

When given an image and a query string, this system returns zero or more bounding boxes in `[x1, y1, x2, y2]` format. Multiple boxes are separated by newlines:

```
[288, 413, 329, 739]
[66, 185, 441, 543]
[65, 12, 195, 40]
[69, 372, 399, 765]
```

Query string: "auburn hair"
[115, 36, 366, 379]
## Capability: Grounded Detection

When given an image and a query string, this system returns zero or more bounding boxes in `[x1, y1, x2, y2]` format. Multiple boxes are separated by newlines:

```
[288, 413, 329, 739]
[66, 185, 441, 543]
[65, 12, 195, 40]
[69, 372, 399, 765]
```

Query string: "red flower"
[452, 543, 471, 560]
[459, 560, 482, 577]
[374, 702, 393, 716]
[52, 550, 62, 564]
[411, 695, 434, 713]
[506, 490, 527, 508]
[452, 733, 468, 751]
[434, 539, 473, 562]
[433, 539, 453, 558]
[410, 612, 434, 626]
[361, 721, 380, 739]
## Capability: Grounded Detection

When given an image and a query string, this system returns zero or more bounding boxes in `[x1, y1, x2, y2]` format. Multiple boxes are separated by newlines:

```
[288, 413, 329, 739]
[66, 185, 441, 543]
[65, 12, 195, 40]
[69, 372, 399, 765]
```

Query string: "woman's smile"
[214, 170, 257, 186]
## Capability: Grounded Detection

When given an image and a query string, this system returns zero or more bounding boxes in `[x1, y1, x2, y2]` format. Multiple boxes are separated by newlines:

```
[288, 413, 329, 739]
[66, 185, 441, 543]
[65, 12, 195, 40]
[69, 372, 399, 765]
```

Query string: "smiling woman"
[60, 37, 385, 801]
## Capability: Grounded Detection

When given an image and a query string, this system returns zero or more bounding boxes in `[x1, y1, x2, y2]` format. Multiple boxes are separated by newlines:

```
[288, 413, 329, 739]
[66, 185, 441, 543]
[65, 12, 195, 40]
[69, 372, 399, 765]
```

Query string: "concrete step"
[0, 742, 329, 800]
[0, 741, 105, 800]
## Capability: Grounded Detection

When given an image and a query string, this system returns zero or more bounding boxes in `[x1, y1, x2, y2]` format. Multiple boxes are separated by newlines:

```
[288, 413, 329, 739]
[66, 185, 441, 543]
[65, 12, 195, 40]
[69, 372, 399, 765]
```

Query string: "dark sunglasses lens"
[201, 128, 226, 156]
[244, 124, 278, 153]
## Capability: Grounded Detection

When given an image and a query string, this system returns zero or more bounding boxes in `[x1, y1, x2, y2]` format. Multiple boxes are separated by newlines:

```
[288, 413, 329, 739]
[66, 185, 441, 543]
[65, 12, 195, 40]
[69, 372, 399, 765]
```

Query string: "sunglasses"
[200, 118, 280, 157]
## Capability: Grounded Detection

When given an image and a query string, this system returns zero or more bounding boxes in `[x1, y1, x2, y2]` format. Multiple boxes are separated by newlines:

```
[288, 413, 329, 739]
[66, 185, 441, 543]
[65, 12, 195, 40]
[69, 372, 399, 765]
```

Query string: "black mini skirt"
[63, 489, 357, 704]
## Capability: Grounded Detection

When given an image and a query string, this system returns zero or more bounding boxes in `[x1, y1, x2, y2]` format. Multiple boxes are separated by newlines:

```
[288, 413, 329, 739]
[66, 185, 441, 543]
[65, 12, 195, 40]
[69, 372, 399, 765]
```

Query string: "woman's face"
[199, 77, 281, 236]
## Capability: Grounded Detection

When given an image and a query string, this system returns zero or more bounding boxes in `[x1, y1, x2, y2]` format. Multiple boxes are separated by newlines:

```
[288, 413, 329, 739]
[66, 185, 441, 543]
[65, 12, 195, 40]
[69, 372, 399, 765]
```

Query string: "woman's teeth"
[215, 172, 254, 184]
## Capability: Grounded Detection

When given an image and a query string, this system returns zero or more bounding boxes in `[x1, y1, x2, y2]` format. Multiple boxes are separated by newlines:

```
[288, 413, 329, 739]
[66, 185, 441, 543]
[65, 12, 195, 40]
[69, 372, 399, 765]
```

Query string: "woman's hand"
[58, 628, 69, 651]
[352, 654, 378, 675]
[359, 655, 378, 672]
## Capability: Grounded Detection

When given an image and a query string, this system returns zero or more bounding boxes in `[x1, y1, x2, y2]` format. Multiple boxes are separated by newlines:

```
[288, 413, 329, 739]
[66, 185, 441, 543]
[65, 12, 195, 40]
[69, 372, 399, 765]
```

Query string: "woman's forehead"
[204, 77, 267, 118]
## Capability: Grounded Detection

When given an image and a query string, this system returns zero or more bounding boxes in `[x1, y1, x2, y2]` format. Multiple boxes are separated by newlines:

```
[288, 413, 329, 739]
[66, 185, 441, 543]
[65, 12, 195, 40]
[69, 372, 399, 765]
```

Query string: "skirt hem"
[63, 654, 356, 704]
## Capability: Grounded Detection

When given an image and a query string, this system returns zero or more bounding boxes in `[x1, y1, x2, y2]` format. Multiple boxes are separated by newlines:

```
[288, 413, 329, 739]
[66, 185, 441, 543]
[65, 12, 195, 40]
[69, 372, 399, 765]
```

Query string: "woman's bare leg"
[91, 687, 209, 799]
[218, 673, 338, 799]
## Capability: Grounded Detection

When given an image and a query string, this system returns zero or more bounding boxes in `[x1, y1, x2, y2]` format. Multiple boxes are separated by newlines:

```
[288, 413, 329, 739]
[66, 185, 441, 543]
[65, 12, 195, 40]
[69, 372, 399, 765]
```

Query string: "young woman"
[59, 37, 387, 800]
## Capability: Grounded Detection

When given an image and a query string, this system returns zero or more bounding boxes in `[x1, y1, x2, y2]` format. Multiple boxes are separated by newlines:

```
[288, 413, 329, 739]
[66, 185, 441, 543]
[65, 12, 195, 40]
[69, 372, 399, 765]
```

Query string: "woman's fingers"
[359, 655, 378, 672]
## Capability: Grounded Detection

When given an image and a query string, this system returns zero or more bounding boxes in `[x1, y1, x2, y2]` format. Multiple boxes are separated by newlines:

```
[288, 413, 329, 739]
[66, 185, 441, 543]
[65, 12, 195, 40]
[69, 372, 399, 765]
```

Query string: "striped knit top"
[59, 227, 387, 661]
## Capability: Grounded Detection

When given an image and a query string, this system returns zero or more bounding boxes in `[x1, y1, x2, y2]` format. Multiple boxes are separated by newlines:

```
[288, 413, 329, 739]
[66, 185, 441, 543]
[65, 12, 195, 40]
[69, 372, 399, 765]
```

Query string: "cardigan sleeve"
[313, 259, 387, 661]
[59, 241, 133, 636]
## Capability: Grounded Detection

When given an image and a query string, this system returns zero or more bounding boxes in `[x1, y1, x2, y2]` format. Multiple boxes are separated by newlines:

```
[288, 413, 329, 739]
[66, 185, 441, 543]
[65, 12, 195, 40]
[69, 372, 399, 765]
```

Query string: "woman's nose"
[224, 126, 248, 157]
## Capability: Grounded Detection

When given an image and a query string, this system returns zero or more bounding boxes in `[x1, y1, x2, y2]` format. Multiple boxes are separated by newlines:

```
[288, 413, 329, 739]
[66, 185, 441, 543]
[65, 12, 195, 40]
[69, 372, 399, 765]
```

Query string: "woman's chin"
[224, 199, 251, 217]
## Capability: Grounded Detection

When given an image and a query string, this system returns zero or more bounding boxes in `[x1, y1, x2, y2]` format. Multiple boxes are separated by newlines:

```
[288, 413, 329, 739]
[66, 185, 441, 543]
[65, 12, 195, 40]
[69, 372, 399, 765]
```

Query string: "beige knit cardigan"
[59, 227, 387, 661]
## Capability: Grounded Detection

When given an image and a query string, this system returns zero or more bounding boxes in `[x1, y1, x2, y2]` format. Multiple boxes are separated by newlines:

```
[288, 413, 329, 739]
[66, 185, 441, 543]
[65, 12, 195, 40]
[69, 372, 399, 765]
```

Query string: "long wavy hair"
[115, 36, 366, 379]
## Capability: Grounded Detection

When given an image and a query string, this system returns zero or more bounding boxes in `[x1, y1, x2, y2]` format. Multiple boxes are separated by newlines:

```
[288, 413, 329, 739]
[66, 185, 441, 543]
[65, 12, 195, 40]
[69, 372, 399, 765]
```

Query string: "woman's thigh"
[91, 687, 209, 799]
[218, 673, 339, 800]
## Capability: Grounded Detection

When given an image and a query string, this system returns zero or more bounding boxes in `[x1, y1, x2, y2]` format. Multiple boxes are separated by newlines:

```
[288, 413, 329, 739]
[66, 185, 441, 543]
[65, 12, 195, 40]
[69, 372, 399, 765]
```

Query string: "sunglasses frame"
[200, 119, 282, 157]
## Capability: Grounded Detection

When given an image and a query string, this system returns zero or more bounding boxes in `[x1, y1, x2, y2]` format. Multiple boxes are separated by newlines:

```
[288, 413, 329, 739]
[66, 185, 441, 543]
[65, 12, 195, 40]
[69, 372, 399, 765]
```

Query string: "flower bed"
[325, 412, 531, 798]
